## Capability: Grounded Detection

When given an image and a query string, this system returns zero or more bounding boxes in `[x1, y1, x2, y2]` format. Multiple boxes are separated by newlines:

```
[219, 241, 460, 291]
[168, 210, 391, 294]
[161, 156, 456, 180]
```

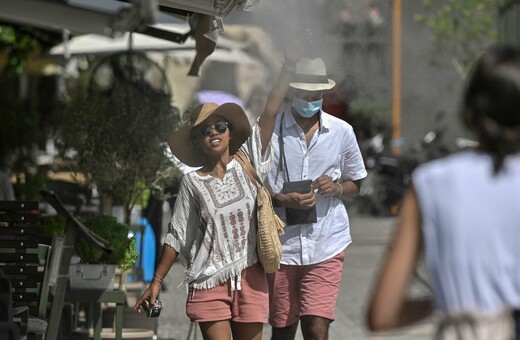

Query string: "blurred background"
[0, 1, 518, 338]
[1, 0, 512, 218]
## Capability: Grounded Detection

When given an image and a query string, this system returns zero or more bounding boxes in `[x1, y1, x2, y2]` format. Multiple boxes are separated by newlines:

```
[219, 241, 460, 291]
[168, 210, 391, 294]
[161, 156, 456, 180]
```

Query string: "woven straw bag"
[235, 151, 285, 273]
[256, 185, 285, 272]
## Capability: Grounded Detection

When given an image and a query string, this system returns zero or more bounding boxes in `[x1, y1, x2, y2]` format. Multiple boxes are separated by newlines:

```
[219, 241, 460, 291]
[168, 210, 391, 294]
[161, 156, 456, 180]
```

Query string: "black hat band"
[292, 73, 329, 84]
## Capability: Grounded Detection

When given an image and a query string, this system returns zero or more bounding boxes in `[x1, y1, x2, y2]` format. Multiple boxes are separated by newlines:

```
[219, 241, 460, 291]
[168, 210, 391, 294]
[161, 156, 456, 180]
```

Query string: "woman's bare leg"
[231, 321, 263, 340]
[199, 320, 232, 340]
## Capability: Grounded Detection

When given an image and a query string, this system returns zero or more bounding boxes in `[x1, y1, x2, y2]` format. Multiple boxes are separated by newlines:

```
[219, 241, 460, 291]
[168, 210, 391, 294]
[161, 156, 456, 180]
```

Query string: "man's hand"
[313, 175, 342, 197]
[276, 190, 316, 210]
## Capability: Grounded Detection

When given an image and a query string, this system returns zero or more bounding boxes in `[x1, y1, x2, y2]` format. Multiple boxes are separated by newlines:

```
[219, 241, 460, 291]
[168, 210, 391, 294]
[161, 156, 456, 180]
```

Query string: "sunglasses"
[199, 122, 229, 137]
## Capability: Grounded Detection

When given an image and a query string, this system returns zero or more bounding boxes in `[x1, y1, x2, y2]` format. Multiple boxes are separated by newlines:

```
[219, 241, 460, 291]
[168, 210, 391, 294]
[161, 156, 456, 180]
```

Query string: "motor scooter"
[352, 113, 452, 216]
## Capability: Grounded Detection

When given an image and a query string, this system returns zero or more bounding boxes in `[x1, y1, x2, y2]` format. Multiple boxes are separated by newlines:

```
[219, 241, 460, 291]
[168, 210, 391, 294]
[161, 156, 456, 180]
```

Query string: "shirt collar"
[281, 106, 298, 130]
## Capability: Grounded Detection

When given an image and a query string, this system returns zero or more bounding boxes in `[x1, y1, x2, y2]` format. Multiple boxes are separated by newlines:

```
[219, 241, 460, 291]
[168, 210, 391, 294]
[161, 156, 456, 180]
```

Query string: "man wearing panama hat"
[265, 57, 367, 340]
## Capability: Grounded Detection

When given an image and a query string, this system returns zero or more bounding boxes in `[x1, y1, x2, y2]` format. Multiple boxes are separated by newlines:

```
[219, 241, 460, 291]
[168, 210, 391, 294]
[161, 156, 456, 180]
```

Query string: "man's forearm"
[337, 180, 362, 199]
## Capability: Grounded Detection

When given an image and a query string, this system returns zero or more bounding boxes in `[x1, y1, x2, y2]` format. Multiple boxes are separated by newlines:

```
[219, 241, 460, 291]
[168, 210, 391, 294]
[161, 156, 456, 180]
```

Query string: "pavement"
[153, 215, 436, 340]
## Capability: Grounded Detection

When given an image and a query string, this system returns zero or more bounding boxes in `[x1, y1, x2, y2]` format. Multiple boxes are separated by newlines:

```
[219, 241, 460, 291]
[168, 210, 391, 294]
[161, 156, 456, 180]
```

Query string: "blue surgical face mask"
[292, 97, 323, 118]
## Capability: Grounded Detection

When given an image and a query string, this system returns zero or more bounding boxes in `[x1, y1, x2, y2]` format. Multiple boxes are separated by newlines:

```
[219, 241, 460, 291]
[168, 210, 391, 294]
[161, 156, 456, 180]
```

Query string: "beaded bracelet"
[153, 272, 163, 283]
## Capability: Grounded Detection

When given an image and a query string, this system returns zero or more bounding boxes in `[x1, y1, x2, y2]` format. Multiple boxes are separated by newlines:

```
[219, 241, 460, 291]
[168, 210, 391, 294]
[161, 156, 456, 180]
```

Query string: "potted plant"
[69, 215, 139, 290]
[40, 214, 138, 289]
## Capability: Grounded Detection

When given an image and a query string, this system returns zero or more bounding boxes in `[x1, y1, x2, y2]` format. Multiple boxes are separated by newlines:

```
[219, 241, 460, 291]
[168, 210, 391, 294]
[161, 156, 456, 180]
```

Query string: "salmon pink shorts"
[186, 263, 268, 323]
[267, 250, 345, 328]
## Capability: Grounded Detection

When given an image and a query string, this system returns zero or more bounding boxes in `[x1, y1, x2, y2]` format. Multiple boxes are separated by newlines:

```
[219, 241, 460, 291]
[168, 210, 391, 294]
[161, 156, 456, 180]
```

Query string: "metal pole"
[392, 0, 402, 154]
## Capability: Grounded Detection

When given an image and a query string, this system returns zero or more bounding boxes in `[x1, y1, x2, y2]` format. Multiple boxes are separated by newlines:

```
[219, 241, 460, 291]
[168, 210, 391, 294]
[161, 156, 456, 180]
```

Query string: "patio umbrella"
[48, 23, 259, 66]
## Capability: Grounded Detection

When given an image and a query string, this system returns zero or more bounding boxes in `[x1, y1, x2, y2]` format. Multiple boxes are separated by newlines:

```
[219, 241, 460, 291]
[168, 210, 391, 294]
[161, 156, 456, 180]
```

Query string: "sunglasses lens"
[200, 122, 228, 137]
[200, 126, 211, 137]
[215, 122, 228, 134]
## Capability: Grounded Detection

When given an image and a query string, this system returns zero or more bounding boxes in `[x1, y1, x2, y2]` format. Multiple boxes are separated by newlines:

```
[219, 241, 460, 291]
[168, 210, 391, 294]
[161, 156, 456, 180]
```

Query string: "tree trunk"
[101, 193, 112, 215]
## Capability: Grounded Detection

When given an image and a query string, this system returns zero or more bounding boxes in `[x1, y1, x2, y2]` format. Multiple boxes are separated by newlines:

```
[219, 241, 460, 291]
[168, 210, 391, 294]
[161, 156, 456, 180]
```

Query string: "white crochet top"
[164, 122, 272, 291]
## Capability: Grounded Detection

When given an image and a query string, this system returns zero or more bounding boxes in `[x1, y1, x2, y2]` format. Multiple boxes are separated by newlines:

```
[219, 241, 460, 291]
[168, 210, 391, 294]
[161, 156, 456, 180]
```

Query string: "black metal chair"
[0, 201, 48, 339]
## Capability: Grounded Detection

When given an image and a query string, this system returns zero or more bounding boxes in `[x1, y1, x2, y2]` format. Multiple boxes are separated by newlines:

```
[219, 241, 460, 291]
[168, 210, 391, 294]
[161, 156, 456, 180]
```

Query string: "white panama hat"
[289, 57, 336, 91]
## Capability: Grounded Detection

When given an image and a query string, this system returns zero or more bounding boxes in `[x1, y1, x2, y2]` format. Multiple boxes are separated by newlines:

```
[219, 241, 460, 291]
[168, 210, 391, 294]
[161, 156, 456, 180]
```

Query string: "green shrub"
[38, 215, 67, 237]
[75, 215, 138, 272]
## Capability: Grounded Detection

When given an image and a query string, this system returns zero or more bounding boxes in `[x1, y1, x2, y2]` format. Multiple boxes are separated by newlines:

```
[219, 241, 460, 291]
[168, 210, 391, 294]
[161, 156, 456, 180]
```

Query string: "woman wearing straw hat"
[134, 42, 302, 340]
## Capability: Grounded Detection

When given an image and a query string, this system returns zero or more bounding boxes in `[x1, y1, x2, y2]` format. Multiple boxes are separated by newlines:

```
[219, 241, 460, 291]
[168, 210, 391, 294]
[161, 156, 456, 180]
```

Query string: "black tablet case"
[281, 180, 317, 225]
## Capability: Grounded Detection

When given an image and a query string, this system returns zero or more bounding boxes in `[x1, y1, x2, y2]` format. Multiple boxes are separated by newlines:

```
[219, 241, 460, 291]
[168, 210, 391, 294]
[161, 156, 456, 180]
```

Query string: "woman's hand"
[258, 31, 306, 154]
[284, 28, 312, 66]
[283, 38, 305, 67]
[133, 280, 161, 314]
[134, 245, 176, 313]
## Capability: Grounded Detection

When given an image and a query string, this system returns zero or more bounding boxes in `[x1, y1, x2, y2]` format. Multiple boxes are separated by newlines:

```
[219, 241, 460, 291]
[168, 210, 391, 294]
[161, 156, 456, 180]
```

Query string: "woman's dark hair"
[462, 45, 520, 173]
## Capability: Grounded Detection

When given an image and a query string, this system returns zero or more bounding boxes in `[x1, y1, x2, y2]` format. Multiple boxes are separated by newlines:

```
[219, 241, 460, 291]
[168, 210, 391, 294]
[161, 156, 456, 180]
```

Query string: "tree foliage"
[416, 0, 498, 77]
[57, 53, 179, 221]
[0, 97, 41, 163]
[0, 25, 61, 200]
[0, 24, 60, 74]
[0, 25, 53, 163]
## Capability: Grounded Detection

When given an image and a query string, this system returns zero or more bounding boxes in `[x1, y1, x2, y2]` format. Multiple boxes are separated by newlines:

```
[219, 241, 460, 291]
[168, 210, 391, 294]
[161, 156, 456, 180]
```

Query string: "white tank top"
[413, 151, 520, 314]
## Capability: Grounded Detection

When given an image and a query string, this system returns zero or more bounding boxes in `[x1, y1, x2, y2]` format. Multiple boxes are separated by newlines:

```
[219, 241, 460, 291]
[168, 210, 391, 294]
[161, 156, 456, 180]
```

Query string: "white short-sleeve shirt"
[265, 108, 367, 265]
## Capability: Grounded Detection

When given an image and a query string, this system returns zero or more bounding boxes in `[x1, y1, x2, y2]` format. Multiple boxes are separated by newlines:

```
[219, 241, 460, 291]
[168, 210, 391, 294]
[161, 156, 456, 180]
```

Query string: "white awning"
[48, 24, 259, 65]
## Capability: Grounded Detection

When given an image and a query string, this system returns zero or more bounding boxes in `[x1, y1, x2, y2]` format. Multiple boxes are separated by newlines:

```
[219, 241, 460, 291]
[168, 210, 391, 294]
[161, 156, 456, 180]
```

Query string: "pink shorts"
[186, 263, 268, 323]
[267, 251, 345, 328]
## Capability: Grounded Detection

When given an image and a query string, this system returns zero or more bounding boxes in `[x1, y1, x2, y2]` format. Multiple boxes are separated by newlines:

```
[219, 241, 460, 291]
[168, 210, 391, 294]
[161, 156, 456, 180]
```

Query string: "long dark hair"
[462, 45, 520, 173]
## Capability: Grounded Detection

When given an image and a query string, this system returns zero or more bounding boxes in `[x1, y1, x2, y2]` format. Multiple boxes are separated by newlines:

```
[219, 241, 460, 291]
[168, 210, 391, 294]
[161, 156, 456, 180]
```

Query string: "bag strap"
[235, 150, 263, 187]
[278, 113, 291, 182]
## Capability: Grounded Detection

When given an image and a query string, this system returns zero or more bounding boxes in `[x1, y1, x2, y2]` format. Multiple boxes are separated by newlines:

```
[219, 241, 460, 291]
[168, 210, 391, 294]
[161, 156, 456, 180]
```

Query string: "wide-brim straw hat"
[289, 57, 336, 91]
[167, 102, 251, 167]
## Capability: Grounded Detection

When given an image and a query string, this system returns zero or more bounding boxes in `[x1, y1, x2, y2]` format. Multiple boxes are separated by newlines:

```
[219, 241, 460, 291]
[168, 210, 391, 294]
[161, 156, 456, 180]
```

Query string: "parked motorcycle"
[351, 128, 414, 216]
[354, 150, 417, 216]
[351, 113, 452, 216]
